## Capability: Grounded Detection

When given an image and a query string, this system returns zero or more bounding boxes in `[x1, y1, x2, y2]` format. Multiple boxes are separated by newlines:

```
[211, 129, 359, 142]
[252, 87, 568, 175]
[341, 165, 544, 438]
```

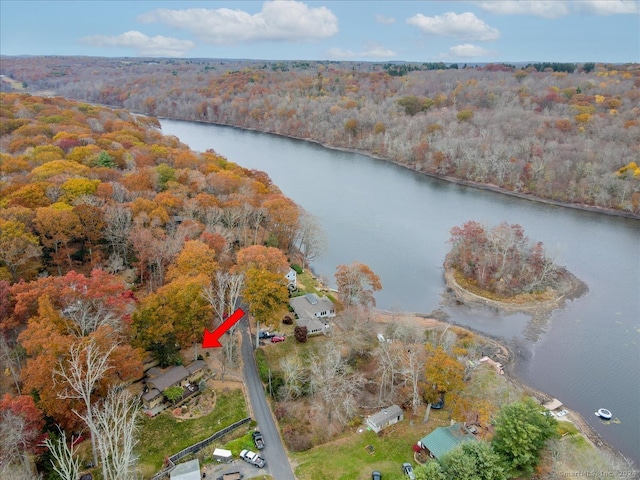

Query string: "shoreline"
[159, 117, 640, 221]
[370, 309, 633, 468]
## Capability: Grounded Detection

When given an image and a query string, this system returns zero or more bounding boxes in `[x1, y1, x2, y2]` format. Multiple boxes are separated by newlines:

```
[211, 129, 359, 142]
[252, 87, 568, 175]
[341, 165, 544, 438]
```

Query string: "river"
[159, 119, 640, 465]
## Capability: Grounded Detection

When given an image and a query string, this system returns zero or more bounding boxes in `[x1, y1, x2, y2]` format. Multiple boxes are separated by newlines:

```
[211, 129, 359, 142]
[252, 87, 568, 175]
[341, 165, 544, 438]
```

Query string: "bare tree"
[373, 340, 403, 404]
[103, 205, 132, 270]
[202, 271, 244, 378]
[0, 334, 22, 394]
[79, 387, 140, 480]
[308, 343, 365, 428]
[43, 428, 81, 480]
[279, 354, 307, 400]
[61, 300, 121, 337]
[295, 210, 326, 268]
[54, 339, 116, 470]
[0, 409, 39, 478]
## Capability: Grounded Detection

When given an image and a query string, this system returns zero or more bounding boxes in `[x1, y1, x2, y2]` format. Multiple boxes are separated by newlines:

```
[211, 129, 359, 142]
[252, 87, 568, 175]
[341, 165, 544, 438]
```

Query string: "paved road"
[240, 314, 297, 480]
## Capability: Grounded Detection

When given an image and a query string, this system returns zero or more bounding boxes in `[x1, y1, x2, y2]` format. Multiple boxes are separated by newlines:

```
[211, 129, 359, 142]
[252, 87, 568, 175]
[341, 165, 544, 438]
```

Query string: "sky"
[1, 1, 639, 63]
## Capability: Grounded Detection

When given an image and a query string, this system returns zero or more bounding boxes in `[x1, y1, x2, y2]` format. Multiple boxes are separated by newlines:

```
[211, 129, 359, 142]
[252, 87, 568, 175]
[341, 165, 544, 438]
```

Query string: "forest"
[0, 92, 324, 478]
[1, 56, 639, 217]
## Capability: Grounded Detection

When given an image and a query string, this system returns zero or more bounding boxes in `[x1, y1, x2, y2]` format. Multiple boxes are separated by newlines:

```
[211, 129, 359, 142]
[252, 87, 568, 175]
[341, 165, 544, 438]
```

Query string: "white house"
[285, 268, 297, 291]
[289, 293, 335, 320]
[290, 293, 335, 336]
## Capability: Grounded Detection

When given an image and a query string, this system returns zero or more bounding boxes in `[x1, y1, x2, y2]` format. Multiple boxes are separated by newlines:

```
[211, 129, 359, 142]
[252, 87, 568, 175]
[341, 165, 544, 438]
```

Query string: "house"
[290, 293, 335, 336]
[296, 315, 330, 336]
[290, 293, 335, 320]
[170, 459, 200, 480]
[366, 404, 404, 433]
[142, 360, 208, 410]
[285, 268, 297, 291]
[417, 423, 477, 459]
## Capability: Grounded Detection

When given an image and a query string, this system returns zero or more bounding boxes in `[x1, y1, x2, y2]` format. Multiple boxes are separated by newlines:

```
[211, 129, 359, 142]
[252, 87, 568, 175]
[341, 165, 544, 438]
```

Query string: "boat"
[595, 408, 612, 420]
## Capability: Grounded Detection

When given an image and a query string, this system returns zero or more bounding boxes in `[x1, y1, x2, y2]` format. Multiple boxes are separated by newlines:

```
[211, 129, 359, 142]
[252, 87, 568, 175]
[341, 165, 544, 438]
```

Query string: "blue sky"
[1, 1, 638, 63]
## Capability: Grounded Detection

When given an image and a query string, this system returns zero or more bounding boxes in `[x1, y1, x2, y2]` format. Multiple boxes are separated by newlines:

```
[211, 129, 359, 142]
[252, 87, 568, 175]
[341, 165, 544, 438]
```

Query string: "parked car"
[258, 330, 274, 339]
[252, 430, 265, 450]
[372, 471, 382, 480]
[271, 335, 285, 343]
[240, 449, 266, 468]
[402, 462, 416, 479]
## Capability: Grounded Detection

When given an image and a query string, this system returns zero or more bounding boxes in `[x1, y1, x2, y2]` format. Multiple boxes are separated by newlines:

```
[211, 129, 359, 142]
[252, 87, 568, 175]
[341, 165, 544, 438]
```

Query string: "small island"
[444, 221, 587, 314]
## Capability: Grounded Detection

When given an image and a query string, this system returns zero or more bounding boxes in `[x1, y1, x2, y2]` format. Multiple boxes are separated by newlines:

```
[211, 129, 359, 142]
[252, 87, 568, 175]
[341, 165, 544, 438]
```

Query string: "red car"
[271, 335, 285, 343]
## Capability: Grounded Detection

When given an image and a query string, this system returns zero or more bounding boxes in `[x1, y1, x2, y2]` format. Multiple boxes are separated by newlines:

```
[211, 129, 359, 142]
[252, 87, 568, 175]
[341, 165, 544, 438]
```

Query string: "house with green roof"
[417, 423, 477, 459]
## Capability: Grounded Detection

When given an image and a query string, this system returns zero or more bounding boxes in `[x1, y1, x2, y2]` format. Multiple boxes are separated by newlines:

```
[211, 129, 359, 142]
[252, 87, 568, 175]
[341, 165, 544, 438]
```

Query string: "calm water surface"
[160, 119, 640, 465]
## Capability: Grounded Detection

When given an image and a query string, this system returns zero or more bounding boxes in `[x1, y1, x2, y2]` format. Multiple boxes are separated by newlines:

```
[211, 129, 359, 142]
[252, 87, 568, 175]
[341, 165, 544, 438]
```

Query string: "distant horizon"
[1, 1, 637, 63]
[1, 54, 636, 67]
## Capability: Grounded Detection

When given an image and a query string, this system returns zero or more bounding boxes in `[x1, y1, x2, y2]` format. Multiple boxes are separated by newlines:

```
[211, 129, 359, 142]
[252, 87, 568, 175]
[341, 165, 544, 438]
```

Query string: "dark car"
[252, 430, 265, 450]
[372, 471, 382, 480]
[402, 462, 416, 480]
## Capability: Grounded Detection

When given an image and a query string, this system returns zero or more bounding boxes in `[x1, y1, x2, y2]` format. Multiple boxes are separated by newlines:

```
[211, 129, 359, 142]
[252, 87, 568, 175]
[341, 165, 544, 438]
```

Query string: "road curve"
[240, 314, 297, 480]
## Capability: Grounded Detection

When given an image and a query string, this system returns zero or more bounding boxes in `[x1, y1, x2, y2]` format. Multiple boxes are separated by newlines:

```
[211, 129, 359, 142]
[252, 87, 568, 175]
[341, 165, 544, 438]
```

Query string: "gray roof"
[367, 404, 403, 427]
[290, 293, 334, 319]
[186, 359, 206, 375]
[142, 388, 162, 403]
[148, 365, 189, 392]
[170, 459, 200, 480]
[296, 316, 330, 334]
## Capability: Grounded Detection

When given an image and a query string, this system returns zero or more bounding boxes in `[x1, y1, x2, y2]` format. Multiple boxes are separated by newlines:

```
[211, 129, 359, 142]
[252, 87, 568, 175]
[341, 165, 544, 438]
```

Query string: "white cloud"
[448, 43, 490, 58]
[375, 14, 396, 24]
[80, 31, 195, 57]
[576, 0, 640, 15]
[138, 0, 338, 45]
[472, 1, 570, 19]
[472, 0, 639, 18]
[328, 43, 397, 59]
[407, 12, 500, 41]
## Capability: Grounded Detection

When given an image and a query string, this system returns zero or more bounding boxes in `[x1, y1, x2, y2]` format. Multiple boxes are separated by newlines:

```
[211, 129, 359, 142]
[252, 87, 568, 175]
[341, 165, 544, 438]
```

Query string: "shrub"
[290, 263, 303, 274]
[294, 326, 308, 343]
[283, 315, 294, 325]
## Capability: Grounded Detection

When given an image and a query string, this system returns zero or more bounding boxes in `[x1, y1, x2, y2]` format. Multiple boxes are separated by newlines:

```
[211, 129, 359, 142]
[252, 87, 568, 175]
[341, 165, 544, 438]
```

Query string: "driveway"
[239, 313, 297, 480]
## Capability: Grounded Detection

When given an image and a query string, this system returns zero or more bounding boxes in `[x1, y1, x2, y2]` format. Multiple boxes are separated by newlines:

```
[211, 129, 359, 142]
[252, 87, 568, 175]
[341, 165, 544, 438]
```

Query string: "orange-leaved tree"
[335, 261, 382, 309]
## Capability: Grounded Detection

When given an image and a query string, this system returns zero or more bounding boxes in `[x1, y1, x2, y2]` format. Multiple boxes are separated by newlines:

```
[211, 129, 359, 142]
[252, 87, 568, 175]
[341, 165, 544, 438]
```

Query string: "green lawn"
[292, 408, 451, 480]
[136, 388, 247, 477]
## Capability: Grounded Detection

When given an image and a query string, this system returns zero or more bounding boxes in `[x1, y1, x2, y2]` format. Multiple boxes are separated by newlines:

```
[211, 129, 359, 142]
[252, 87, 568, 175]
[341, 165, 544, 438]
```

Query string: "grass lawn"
[292, 407, 451, 480]
[136, 387, 247, 478]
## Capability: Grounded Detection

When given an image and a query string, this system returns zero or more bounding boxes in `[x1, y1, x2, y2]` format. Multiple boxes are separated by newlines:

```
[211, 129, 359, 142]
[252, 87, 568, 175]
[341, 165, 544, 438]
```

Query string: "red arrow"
[202, 308, 245, 348]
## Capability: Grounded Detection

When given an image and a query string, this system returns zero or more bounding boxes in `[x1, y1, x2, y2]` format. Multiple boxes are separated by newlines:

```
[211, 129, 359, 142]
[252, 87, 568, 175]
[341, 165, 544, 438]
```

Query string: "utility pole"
[255, 321, 260, 349]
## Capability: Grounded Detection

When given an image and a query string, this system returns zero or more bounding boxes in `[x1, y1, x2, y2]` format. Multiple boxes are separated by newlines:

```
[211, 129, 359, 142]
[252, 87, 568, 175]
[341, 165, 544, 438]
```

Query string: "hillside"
[1, 57, 639, 217]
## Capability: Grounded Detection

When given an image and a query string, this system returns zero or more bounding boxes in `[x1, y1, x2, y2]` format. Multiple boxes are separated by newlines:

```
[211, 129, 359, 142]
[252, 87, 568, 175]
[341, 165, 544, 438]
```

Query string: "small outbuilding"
[418, 423, 477, 459]
[366, 404, 404, 433]
[170, 459, 200, 480]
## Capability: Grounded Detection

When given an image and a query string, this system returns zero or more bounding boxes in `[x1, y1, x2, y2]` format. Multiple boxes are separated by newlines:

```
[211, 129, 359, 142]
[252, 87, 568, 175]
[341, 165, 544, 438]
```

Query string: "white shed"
[366, 404, 404, 433]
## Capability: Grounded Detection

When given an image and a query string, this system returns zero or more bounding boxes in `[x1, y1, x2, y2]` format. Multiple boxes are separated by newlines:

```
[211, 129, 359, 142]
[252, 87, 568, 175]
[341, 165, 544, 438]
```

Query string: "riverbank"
[369, 310, 634, 469]
[174, 118, 639, 220]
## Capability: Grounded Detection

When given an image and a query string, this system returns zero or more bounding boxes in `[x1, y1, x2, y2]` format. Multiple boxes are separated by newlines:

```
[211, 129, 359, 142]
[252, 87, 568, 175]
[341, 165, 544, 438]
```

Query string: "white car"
[240, 449, 266, 468]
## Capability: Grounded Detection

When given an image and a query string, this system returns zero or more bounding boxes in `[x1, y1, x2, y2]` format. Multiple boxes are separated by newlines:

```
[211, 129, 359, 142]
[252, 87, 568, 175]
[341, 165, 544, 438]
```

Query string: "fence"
[149, 417, 252, 480]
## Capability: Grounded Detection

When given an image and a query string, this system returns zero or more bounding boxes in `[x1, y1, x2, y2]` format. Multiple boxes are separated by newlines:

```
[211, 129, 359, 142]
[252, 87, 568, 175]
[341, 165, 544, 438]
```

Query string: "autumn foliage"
[0, 93, 304, 472]
[446, 221, 561, 297]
